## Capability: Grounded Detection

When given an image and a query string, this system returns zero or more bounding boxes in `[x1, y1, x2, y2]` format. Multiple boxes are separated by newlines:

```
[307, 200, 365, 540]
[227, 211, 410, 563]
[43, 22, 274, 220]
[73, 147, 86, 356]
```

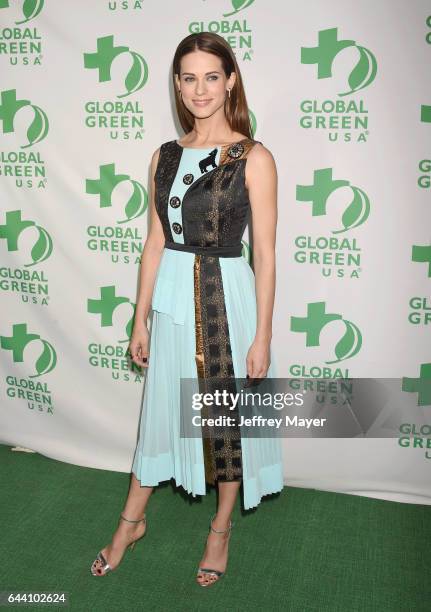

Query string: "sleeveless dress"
[131, 137, 284, 510]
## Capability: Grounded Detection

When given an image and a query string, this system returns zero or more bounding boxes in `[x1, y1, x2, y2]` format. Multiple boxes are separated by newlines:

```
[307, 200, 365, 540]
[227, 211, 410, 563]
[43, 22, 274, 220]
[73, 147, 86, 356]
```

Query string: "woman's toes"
[91, 551, 109, 576]
[197, 572, 207, 583]
[197, 571, 218, 586]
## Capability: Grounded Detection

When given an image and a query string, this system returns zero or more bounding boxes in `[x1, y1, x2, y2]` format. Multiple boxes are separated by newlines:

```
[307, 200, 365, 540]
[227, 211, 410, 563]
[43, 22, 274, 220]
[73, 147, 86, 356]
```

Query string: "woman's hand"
[129, 324, 150, 368]
[246, 336, 271, 379]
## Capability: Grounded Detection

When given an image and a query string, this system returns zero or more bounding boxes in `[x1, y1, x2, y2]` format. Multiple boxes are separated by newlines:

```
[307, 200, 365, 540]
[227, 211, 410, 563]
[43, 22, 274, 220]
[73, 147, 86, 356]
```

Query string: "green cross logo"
[291, 301, 362, 363]
[296, 168, 370, 233]
[88, 286, 136, 342]
[1, 323, 56, 377]
[84, 35, 149, 98]
[0, 0, 44, 24]
[412, 243, 431, 277]
[86, 164, 148, 223]
[301, 27, 377, 96]
[0, 210, 53, 266]
[402, 363, 431, 407]
[0, 89, 49, 148]
[223, 0, 255, 17]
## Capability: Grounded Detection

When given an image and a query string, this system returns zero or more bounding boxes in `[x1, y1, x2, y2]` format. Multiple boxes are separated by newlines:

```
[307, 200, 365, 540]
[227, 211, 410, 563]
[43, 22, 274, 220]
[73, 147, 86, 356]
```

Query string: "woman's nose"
[195, 81, 207, 94]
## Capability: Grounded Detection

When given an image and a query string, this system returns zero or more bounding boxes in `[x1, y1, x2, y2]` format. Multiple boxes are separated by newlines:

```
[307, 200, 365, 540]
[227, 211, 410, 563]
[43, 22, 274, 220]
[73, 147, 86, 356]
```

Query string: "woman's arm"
[129, 147, 165, 367]
[244, 143, 278, 376]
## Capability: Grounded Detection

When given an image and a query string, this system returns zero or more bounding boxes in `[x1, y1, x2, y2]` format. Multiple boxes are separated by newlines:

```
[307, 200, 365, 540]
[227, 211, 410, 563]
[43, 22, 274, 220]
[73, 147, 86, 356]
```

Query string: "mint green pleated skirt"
[131, 247, 284, 510]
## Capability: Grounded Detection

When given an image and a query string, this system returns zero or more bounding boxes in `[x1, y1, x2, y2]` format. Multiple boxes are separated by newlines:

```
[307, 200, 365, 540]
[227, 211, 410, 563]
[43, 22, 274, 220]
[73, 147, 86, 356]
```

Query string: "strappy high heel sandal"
[196, 513, 234, 587]
[90, 513, 147, 576]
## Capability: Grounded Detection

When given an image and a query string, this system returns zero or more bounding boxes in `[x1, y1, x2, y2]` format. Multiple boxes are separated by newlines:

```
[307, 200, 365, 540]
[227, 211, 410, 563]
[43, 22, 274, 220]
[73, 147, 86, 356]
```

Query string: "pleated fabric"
[131, 247, 284, 510]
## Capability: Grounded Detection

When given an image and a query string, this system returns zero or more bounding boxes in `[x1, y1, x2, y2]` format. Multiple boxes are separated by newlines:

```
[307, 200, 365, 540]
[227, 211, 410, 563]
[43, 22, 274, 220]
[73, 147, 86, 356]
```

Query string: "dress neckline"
[174, 137, 250, 150]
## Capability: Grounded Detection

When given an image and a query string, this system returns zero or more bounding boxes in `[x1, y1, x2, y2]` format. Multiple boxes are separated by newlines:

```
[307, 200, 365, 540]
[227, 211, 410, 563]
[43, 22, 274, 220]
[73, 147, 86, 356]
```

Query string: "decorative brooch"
[182, 173, 194, 185]
[227, 142, 245, 159]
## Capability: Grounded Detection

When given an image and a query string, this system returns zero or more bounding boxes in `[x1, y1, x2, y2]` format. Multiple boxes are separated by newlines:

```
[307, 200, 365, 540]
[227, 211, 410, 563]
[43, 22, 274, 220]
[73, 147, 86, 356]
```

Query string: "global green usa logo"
[1, 322, 56, 377]
[85, 163, 148, 262]
[0, 0, 44, 24]
[189, 0, 255, 61]
[0, 0, 43, 66]
[0, 89, 49, 147]
[84, 35, 149, 98]
[293, 169, 369, 278]
[88, 285, 144, 380]
[5, 29, 42, 66]
[301, 27, 377, 96]
[0, 210, 53, 266]
[83, 36, 146, 138]
[291, 301, 362, 364]
[299, 28, 376, 142]
[86, 163, 148, 223]
[88, 285, 136, 343]
[296, 168, 370, 233]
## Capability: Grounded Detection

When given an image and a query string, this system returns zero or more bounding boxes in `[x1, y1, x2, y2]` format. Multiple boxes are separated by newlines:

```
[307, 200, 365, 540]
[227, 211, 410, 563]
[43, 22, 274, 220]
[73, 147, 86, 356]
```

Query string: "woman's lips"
[193, 99, 212, 106]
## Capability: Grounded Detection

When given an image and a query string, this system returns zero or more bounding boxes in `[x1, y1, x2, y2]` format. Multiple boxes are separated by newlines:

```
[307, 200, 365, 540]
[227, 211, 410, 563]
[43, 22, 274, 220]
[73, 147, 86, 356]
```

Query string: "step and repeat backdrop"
[1, 1, 430, 504]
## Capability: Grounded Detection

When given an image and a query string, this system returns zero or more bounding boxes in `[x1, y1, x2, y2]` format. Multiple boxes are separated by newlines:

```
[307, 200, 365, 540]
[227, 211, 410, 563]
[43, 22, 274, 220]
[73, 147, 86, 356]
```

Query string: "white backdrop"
[1, 0, 430, 505]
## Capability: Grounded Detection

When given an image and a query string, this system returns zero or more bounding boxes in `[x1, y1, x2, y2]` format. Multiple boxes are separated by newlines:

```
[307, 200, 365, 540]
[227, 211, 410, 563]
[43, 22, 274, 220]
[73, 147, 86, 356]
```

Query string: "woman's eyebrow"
[181, 71, 222, 76]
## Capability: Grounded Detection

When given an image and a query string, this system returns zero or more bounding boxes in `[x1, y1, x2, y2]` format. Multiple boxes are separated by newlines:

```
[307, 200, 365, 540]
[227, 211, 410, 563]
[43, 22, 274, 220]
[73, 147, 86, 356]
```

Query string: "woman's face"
[176, 49, 235, 118]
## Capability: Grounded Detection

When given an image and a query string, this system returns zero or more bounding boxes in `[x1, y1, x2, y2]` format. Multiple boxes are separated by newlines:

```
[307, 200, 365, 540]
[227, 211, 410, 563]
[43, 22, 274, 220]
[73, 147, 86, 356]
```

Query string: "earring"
[227, 88, 231, 98]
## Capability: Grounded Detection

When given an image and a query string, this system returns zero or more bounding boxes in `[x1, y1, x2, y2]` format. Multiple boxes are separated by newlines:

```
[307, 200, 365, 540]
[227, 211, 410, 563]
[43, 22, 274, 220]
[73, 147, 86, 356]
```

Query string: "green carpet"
[1, 443, 430, 611]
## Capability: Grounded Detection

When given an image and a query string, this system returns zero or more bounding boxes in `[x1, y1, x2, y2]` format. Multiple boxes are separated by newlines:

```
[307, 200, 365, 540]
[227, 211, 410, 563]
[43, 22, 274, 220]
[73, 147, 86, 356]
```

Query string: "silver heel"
[90, 513, 147, 576]
[196, 513, 234, 587]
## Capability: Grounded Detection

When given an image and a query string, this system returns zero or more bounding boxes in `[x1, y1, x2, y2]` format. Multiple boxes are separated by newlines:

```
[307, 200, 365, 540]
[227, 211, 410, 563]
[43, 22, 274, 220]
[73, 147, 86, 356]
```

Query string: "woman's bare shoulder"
[247, 140, 276, 166]
[152, 145, 161, 160]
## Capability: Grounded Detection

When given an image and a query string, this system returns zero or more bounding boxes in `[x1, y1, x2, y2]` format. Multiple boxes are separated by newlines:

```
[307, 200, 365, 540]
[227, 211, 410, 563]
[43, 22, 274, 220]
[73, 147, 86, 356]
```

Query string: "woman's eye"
[183, 76, 218, 82]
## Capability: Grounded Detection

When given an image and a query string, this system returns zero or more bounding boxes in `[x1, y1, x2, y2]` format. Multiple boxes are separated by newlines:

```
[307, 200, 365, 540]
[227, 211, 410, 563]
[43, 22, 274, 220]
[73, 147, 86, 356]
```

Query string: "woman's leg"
[196, 480, 241, 585]
[91, 473, 153, 575]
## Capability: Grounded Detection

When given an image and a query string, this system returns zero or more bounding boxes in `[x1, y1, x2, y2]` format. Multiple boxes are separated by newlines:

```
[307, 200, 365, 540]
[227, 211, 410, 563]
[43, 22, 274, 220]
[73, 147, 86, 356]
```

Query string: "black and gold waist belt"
[164, 241, 243, 258]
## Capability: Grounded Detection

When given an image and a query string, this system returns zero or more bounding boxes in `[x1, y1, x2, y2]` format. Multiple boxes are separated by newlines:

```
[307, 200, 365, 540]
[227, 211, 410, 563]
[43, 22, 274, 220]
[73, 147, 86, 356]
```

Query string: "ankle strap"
[209, 513, 234, 533]
[119, 512, 146, 523]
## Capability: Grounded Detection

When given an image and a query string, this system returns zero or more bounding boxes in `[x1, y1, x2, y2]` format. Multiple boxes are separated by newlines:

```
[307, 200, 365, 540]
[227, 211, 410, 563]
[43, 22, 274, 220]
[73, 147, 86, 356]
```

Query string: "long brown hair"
[172, 32, 252, 138]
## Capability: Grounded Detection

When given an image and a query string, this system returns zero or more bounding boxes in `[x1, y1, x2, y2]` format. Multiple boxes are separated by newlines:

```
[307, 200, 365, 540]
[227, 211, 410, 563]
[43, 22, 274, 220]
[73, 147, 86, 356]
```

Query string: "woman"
[90, 31, 283, 587]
